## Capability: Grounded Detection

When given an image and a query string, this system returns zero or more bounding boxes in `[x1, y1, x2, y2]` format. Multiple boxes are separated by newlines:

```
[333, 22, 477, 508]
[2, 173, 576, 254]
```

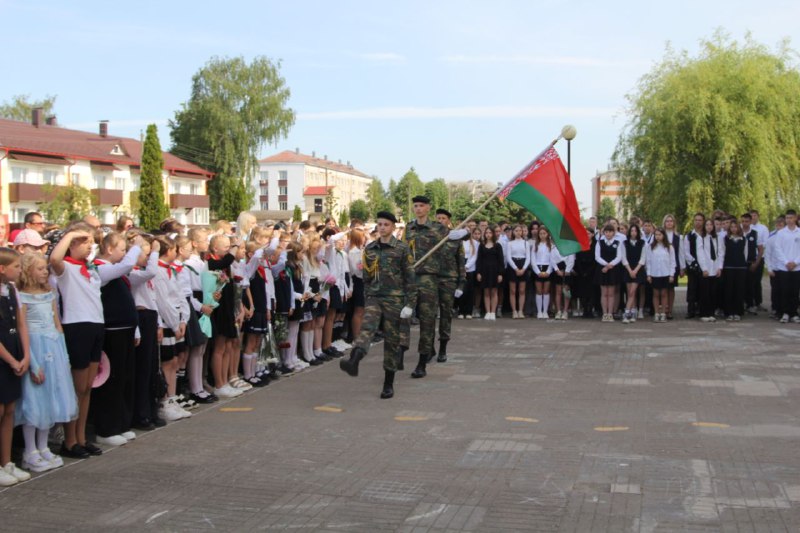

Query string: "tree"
[324, 189, 338, 218]
[365, 179, 386, 219]
[337, 209, 349, 228]
[424, 178, 449, 210]
[137, 124, 170, 229]
[292, 205, 303, 222]
[613, 32, 800, 224]
[170, 55, 295, 220]
[449, 184, 480, 222]
[38, 184, 92, 225]
[393, 167, 425, 221]
[349, 199, 369, 221]
[0, 94, 57, 122]
[597, 197, 617, 223]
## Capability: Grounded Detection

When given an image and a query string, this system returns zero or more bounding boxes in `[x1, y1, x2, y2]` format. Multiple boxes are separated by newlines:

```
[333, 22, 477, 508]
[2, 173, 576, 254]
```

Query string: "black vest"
[688, 232, 699, 260]
[599, 239, 619, 263]
[724, 236, 746, 268]
[624, 239, 644, 266]
[100, 277, 138, 329]
[0, 284, 22, 362]
[744, 230, 758, 263]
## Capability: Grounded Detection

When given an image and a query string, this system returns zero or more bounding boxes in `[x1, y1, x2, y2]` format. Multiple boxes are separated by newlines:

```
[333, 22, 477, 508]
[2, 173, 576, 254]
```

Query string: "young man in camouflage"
[434, 208, 466, 362]
[339, 211, 416, 399]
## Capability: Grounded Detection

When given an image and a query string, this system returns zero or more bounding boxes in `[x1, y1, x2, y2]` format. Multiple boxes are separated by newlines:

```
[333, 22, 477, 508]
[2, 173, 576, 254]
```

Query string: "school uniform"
[129, 251, 161, 427]
[58, 258, 105, 371]
[207, 253, 238, 339]
[772, 226, 800, 318]
[476, 243, 504, 289]
[697, 234, 723, 319]
[683, 230, 703, 317]
[242, 250, 271, 335]
[645, 243, 677, 289]
[174, 259, 205, 348]
[722, 235, 747, 317]
[0, 283, 23, 404]
[530, 242, 554, 280]
[622, 239, 647, 284]
[594, 237, 622, 286]
[752, 222, 769, 306]
[665, 230, 684, 286]
[152, 260, 189, 362]
[550, 250, 575, 286]
[764, 230, 780, 313]
[742, 228, 764, 310]
[460, 239, 479, 316]
[504, 239, 530, 283]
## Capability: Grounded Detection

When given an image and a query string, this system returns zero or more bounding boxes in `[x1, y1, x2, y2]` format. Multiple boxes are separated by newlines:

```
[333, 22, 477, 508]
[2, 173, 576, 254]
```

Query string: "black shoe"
[132, 418, 156, 431]
[685, 313, 696, 319]
[411, 354, 427, 379]
[381, 370, 395, 398]
[279, 365, 294, 375]
[437, 340, 448, 363]
[339, 347, 365, 377]
[153, 416, 167, 428]
[60, 442, 90, 459]
[246, 376, 269, 387]
[309, 358, 323, 366]
[397, 348, 406, 371]
[82, 442, 103, 456]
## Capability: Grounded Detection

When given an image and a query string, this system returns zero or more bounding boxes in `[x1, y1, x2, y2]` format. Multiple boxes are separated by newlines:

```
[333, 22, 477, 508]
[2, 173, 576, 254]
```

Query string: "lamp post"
[561, 124, 577, 176]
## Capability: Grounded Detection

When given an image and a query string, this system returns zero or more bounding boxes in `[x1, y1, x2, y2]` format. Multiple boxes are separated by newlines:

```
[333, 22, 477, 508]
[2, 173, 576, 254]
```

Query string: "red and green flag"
[498, 145, 589, 255]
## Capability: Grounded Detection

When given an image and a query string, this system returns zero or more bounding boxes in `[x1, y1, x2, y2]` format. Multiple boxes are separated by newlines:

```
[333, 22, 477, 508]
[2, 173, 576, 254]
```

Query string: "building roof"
[303, 186, 334, 196]
[260, 150, 371, 179]
[0, 117, 212, 179]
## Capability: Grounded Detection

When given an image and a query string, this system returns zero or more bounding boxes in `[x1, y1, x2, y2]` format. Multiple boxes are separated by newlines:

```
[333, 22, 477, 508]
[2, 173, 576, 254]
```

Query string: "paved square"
[2, 303, 799, 531]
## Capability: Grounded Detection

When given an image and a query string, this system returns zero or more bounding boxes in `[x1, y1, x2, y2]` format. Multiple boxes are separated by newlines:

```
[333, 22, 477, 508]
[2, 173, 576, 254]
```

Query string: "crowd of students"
[0, 206, 794, 486]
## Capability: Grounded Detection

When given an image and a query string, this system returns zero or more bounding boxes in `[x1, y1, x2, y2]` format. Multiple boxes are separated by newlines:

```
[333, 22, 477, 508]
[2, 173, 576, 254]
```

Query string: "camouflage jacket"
[403, 218, 449, 276]
[362, 237, 418, 307]
[439, 238, 466, 289]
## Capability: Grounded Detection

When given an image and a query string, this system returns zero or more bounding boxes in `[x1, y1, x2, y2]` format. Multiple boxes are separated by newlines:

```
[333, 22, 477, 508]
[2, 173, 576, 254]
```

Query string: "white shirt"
[348, 247, 363, 279]
[645, 244, 677, 277]
[463, 240, 479, 273]
[129, 252, 159, 314]
[594, 237, 622, 267]
[621, 239, 646, 268]
[550, 249, 575, 274]
[184, 254, 207, 312]
[152, 261, 189, 331]
[752, 222, 769, 248]
[772, 226, 800, 272]
[57, 261, 104, 324]
[765, 231, 780, 272]
[698, 234, 723, 274]
[665, 230, 686, 269]
[504, 239, 530, 270]
[529, 241, 554, 274]
[683, 230, 703, 266]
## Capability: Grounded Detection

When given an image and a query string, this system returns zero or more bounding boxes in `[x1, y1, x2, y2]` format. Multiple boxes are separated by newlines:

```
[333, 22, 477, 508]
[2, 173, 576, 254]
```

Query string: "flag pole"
[411, 132, 563, 270]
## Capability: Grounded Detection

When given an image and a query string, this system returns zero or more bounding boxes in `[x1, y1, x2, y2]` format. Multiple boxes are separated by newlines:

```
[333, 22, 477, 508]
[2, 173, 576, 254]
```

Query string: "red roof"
[260, 150, 371, 179]
[0, 118, 212, 179]
[303, 186, 334, 196]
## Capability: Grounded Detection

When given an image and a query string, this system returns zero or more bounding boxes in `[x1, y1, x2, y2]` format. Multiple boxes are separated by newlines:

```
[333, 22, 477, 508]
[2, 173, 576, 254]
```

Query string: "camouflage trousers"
[400, 273, 438, 356]
[437, 278, 457, 342]
[354, 294, 403, 372]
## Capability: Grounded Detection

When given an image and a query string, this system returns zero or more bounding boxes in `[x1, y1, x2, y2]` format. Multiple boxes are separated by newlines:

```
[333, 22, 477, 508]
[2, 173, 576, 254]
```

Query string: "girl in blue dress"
[15, 252, 77, 472]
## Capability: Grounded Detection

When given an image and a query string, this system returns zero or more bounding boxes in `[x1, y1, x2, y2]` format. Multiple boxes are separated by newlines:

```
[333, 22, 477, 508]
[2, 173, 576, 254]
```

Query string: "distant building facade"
[591, 168, 625, 219]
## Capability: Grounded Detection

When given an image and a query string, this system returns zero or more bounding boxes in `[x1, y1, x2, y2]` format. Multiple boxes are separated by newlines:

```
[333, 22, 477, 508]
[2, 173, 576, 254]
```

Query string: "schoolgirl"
[151, 236, 191, 421]
[49, 224, 106, 459]
[284, 243, 308, 370]
[320, 228, 349, 357]
[128, 234, 163, 430]
[574, 228, 598, 318]
[0, 248, 32, 486]
[645, 228, 676, 322]
[228, 242, 253, 390]
[683, 213, 706, 319]
[531, 226, 555, 319]
[621, 224, 646, 323]
[460, 227, 482, 319]
[14, 252, 76, 473]
[721, 219, 747, 320]
[550, 247, 575, 320]
[300, 236, 329, 364]
[240, 241, 271, 387]
[595, 224, 623, 322]
[91, 231, 142, 446]
[347, 229, 366, 337]
[697, 219, 723, 322]
[476, 226, 504, 321]
[504, 224, 530, 319]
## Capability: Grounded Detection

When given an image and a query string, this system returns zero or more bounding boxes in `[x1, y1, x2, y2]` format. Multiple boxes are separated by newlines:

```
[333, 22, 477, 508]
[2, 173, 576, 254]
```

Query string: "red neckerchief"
[158, 260, 173, 279]
[208, 253, 220, 261]
[257, 265, 266, 279]
[171, 262, 184, 274]
[64, 256, 90, 280]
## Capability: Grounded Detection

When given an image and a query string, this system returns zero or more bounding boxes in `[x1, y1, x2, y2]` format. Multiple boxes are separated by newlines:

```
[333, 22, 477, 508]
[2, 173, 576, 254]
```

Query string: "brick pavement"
[1, 297, 799, 531]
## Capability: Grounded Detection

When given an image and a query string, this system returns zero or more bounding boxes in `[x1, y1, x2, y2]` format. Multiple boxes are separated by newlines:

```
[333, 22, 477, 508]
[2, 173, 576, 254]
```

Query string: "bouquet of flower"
[198, 270, 228, 337]
[313, 274, 338, 308]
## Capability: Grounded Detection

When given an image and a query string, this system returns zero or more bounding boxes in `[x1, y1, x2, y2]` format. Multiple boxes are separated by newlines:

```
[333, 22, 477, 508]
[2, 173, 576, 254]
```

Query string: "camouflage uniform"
[437, 237, 466, 343]
[353, 236, 417, 372]
[400, 219, 449, 357]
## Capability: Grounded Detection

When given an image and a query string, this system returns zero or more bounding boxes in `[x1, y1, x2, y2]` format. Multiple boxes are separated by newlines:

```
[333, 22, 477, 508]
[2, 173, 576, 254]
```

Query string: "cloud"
[441, 54, 647, 68]
[298, 105, 616, 120]
[360, 52, 406, 63]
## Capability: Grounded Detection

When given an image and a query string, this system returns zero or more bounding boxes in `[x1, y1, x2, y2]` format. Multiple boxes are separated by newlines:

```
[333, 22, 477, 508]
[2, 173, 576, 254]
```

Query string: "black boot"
[397, 347, 406, 371]
[380, 370, 395, 399]
[437, 340, 448, 363]
[339, 347, 366, 377]
[411, 353, 427, 379]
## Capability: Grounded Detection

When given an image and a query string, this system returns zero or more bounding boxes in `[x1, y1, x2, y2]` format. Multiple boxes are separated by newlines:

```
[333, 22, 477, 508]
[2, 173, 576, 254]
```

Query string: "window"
[279, 186, 287, 195]
[314, 198, 323, 213]
[71, 172, 81, 185]
[193, 208, 209, 225]
[279, 170, 287, 180]
[189, 183, 199, 195]
[259, 185, 268, 196]
[42, 169, 58, 185]
[115, 177, 125, 190]
[94, 175, 106, 189]
[279, 201, 287, 211]
[261, 201, 269, 211]
[259, 171, 268, 182]
[130, 175, 140, 189]
[11, 167, 28, 183]
[169, 181, 181, 194]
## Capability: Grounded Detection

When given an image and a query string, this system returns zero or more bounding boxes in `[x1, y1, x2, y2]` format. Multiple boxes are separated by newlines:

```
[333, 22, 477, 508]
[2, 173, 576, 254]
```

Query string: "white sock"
[536, 294, 543, 313]
[543, 294, 550, 314]
[302, 331, 314, 362]
[23, 425, 38, 455]
[37, 428, 49, 451]
[288, 322, 300, 366]
[313, 348, 323, 358]
[242, 353, 256, 379]
[188, 343, 206, 394]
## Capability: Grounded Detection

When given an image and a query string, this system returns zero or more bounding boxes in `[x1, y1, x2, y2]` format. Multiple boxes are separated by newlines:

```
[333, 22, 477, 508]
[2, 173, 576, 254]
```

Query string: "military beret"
[376, 211, 397, 223]
[435, 208, 452, 218]
[411, 195, 430, 204]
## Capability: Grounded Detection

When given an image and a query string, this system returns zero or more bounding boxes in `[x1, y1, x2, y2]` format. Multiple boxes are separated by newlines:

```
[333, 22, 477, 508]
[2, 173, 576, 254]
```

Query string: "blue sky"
[4, 0, 800, 212]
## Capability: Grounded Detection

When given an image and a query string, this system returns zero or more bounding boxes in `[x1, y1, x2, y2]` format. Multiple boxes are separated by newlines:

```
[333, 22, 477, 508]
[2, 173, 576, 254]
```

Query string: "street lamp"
[561, 124, 577, 176]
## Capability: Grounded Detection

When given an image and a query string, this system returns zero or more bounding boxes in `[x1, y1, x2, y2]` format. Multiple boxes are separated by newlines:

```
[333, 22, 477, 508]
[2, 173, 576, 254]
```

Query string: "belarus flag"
[498, 145, 590, 255]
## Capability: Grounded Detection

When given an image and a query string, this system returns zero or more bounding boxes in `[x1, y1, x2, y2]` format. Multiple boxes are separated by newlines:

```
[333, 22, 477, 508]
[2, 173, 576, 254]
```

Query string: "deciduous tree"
[0, 94, 57, 121]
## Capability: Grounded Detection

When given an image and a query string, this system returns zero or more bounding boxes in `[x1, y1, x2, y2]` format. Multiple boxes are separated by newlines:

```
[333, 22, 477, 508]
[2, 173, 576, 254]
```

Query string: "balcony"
[170, 194, 210, 209]
[8, 183, 63, 203]
[91, 188, 123, 206]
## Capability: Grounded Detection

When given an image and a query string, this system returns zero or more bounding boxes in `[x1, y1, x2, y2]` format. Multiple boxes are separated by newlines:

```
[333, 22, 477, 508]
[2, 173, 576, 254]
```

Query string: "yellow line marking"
[219, 407, 253, 412]
[395, 416, 428, 421]
[692, 422, 730, 428]
[594, 426, 629, 432]
[505, 416, 539, 423]
[314, 406, 343, 413]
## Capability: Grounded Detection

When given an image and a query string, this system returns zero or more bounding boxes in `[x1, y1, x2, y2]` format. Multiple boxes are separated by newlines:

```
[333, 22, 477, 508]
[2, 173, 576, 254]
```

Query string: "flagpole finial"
[561, 125, 577, 141]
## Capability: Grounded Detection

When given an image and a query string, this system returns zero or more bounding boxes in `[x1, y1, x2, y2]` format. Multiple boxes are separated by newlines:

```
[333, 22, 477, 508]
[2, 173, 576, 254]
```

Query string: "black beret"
[435, 208, 452, 218]
[411, 195, 430, 204]
[376, 211, 397, 223]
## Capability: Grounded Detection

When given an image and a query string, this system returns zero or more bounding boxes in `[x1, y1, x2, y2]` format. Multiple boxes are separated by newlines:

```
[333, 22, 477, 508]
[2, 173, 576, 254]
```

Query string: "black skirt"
[242, 310, 270, 334]
[650, 276, 671, 290]
[595, 264, 621, 286]
[351, 277, 366, 308]
[183, 297, 207, 347]
[623, 267, 647, 284]
[328, 286, 344, 312]
[533, 264, 551, 281]
[507, 258, 529, 283]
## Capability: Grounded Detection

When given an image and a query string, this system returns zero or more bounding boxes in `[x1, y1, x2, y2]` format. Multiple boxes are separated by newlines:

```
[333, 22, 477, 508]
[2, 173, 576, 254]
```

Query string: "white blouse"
[504, 239, 530, 270]
[645, 244, 676, 277]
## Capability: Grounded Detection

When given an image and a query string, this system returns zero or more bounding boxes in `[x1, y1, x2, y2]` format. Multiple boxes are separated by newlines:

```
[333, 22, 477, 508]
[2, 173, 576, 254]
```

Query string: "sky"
[4, 0, 800, 213]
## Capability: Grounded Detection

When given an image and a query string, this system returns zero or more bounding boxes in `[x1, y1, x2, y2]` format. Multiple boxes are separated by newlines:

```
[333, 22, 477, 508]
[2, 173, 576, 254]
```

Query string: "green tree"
[137, 124, 170, 229]
[38, 184, 92, 225]
[337, 209, 349, 228]
[365, 179, 386, 219]
[596, 197, 617, 222]
[292, 205, 303, 222]
[393, 167, 425, 221]
[349, 199, 369, 221]
[449, 185, 480, 222]
[613, 32, 800, 224]
[324, 189, 338, 218]
[0, 94, 57, 121]
[170, 55, 295, 220]
[424, 178, 449, 211]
